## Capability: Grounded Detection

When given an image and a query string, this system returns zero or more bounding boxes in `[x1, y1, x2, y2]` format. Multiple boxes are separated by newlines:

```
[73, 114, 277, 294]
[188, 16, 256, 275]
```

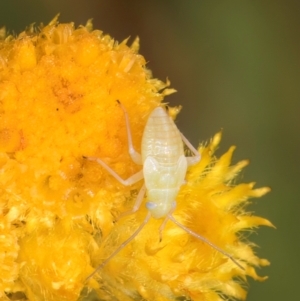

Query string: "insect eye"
[146, 202, 157, 210]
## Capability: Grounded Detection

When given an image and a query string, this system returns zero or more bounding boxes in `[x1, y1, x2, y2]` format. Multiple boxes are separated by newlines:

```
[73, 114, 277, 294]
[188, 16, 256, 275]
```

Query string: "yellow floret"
[0, 16, 272, 301]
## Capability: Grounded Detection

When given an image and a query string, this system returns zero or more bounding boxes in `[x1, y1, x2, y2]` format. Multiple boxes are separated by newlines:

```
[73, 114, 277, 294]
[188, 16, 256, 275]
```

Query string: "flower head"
[0, 17, 273, 301]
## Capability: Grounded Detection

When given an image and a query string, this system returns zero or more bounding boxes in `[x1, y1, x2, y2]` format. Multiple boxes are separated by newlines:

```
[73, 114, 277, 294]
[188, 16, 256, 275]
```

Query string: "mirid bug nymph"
[85, 101, 244, 282]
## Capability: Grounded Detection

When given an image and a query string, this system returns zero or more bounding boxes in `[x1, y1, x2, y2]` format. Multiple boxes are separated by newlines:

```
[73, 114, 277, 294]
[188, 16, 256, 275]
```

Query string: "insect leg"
[167, 213, 245, 270]
[118, 184, 146, 220]
[158, 202, 176, 242]
[85, 211, 151, 282]
[180, 132, 201, 166]
[84, 156, 144, 186]
[117, 100, 142, 165]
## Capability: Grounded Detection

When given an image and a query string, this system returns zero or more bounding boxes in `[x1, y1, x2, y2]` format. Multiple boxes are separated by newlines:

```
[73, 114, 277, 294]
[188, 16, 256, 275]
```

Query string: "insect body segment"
[85, 102, 243, 282]
[143, 155, 187, 218]
[141, 107, 185, 164]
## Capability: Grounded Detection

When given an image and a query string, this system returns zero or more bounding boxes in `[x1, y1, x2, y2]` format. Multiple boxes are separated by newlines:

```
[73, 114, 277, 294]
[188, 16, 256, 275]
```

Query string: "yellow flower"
[0, 16, 273, 301]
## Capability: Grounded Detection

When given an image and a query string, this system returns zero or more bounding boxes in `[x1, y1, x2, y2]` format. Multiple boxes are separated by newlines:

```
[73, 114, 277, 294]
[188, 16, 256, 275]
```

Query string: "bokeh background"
[0, 1, 298, 301]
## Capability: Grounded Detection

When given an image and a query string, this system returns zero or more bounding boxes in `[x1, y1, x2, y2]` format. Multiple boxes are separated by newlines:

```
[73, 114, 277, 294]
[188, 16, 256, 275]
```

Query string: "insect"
[85, 101, 244, 281]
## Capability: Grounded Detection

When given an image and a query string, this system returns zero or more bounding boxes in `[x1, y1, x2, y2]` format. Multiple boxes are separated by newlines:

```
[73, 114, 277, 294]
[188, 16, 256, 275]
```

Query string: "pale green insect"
[85, 102, 244, 282]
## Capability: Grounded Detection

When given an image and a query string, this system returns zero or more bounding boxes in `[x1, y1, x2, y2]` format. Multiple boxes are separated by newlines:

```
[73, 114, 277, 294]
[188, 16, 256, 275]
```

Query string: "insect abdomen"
[141, 107, 184, 165]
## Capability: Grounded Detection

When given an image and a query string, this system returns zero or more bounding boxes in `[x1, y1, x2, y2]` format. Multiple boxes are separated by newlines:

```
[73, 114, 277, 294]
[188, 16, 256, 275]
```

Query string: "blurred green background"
[1, 1, 298, 300]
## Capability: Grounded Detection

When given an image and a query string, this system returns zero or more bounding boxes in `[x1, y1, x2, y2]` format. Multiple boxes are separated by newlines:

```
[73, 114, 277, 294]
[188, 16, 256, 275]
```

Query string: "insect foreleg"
[85, 211, 151, 282]
[84, 156, 144, 186]
[117, 100, 142, 165]
[180, 132, 201, 166]
[167, 214, 245, 270]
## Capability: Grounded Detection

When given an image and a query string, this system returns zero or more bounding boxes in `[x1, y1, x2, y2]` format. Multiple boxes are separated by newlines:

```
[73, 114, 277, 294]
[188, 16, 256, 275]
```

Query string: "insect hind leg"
[167, 213, 245, 270]
[158, 201, 176, 242]
[85, 211, 151, 282]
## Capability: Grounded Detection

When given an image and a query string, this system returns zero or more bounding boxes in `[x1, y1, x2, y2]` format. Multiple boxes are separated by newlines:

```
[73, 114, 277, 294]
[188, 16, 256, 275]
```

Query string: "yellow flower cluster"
[0, 17, 273, 301]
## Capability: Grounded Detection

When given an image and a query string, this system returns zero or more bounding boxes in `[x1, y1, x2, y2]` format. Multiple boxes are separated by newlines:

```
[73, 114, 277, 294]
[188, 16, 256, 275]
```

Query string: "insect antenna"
[85, 212, 152, 282]
[167, 214, 245, 270]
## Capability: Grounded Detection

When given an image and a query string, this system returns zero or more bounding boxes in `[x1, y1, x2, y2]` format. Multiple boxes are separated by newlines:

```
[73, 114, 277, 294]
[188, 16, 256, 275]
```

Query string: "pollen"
[0, 16, 272, 301]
